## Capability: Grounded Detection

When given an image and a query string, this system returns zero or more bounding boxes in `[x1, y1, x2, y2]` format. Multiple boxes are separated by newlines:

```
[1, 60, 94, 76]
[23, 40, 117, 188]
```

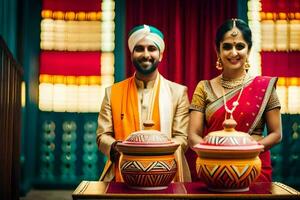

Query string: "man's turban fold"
[128, 25, 165, 53]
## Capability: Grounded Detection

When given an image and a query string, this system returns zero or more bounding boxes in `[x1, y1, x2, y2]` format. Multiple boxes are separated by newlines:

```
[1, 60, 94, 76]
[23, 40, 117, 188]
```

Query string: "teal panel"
[34, 112, 107, 189]
[274, 114, 300, 190]
[0, 0, 18, 57]
[114, 0, 126, 82]
[237, 0, 248, 23]
[19, 0, 42, 195]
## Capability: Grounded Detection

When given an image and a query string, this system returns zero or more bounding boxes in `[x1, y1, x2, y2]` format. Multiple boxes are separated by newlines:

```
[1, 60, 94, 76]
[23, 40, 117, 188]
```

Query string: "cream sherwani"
[96, 74, 191, 182]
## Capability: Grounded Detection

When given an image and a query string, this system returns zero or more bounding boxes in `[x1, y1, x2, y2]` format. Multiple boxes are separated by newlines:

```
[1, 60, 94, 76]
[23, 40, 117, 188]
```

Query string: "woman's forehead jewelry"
[231, 18, 238, 37]
[231, 30, 238, 37]
[232, 18, 237, 28]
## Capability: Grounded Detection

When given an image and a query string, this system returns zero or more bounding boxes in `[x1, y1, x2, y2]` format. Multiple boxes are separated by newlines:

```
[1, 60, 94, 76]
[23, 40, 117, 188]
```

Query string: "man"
[96, 24, 191, 182]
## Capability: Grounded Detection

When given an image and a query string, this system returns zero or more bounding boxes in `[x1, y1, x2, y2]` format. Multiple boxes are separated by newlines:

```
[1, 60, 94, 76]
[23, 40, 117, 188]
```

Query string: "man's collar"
[134, 73, 159, 89]
[134, 77, 156, 89]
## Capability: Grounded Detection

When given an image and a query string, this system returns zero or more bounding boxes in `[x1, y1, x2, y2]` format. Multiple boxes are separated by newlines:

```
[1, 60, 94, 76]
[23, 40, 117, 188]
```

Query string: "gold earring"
[244, 60, 250, 70]
[216, 57, 223, 70]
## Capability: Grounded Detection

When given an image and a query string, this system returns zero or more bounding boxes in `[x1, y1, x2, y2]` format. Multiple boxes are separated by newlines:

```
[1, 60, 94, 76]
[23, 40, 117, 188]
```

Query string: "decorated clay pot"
[117, 129, 179, 190]
[193, 118, 264, 192]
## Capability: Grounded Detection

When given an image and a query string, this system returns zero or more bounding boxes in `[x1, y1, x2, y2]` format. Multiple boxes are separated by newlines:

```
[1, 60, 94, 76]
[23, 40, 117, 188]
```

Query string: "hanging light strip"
[247, 0, 262, 76]
[276, 77, 300, 114]
[260, 12, 300, 51]
[39, 74, 105, 112]
[38, 0, 110, 113]
[100, 0, 115, 88]
[257, 0, 300, 114]
[40, 11, 101, 51]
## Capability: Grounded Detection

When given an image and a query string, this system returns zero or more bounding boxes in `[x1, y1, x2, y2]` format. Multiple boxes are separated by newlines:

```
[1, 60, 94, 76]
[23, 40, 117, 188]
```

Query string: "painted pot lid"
[123, 130, 173, 145]
[117, 129, 179, 155]
[193, 118, 264, 153]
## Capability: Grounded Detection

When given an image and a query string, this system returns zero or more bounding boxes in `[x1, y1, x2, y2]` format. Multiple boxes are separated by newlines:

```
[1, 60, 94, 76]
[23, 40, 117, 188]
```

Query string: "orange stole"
[110, 76, 161, 181]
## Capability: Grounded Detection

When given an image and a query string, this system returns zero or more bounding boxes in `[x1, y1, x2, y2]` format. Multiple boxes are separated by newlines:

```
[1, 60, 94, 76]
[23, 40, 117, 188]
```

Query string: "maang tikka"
[231, 18, 238, 37]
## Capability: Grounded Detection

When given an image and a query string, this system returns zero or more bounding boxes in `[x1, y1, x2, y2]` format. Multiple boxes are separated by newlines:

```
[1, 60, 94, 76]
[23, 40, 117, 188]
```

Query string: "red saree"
[190, 76, 278, 182]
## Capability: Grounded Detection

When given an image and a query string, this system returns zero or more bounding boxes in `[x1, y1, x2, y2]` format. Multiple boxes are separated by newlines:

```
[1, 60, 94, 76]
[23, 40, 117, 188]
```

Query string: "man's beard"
[133, 59, 159, 75]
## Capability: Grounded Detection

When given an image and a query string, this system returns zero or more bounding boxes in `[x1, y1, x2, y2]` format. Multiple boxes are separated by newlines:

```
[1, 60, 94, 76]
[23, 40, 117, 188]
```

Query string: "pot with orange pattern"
[193, 118, 264, 192]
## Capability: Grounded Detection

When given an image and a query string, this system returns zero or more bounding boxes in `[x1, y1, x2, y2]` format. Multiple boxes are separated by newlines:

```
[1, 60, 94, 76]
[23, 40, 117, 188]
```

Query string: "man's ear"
[159, 52, 163, 62]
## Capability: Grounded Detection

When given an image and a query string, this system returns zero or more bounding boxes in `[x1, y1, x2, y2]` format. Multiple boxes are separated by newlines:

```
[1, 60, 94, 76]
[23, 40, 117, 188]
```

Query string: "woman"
[188, 19, 282, 182]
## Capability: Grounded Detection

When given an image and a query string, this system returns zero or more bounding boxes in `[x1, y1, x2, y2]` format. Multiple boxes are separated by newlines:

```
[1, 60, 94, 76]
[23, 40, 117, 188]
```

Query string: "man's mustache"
[140, 57, 154, 62]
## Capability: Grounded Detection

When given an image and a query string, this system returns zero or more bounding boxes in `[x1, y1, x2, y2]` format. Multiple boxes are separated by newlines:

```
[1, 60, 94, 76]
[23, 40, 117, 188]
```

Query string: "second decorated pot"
[193, 118, 264, 192]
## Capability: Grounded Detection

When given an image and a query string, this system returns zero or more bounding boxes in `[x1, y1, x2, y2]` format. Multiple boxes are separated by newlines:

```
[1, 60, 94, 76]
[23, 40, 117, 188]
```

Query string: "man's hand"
[110, 140, 121, 162]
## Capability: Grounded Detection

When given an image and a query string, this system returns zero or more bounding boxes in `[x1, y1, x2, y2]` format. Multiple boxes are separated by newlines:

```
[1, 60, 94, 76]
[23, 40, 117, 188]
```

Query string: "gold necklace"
[222, 74, 246, 119]
[221, 75, 245, 89]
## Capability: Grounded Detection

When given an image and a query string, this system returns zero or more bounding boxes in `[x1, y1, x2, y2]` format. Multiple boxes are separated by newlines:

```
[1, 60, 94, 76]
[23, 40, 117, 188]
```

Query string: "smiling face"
[218, 27, 250, 71]
[131, 37, 163, 75]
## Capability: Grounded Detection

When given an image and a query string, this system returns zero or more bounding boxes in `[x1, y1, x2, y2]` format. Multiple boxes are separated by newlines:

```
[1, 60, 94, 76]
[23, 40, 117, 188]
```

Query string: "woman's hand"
[260, 108, 282, 150]
[188, 111, 205, 147]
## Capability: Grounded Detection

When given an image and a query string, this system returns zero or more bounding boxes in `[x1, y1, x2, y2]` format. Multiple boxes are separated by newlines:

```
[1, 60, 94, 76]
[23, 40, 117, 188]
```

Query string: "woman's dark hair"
[215, 19, 252, 53]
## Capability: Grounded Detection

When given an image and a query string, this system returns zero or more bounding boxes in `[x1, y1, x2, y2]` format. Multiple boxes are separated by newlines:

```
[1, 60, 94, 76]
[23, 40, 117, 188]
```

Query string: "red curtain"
[125, 0, 237, 98]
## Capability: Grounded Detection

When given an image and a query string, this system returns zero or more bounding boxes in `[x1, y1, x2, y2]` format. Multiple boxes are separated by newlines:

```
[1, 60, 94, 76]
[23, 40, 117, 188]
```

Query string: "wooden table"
[72, 181, 299, 199]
